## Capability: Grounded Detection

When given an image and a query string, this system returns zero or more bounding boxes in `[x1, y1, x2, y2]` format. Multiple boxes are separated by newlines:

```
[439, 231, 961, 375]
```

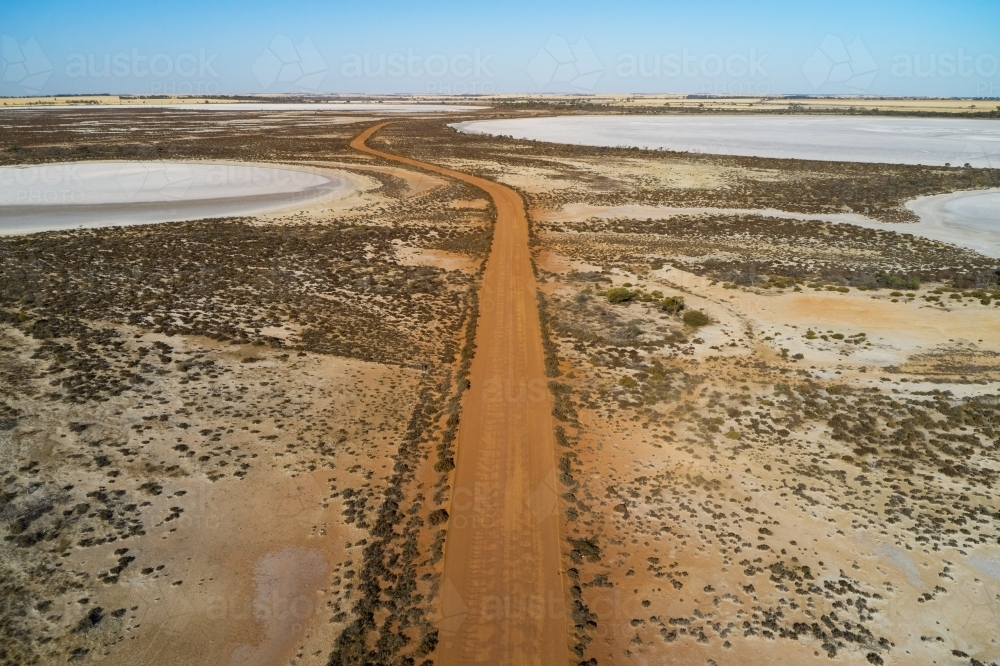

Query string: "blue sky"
[2, 0, 998, 97]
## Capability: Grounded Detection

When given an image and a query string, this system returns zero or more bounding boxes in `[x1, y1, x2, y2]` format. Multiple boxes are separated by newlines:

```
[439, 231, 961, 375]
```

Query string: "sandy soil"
[299, 160, 449, 197]
[342, 116, 1000, 665]
[395, 245, 480, 274]
[538, 203, 873, 226]
[536, 194, 1000, 259]
[533, 246, 1000, 666]
[4, 107, 999, 666]
[352, 125, 570, 665]
[0, 325, 422, 665]
[0, 110, 496, 666]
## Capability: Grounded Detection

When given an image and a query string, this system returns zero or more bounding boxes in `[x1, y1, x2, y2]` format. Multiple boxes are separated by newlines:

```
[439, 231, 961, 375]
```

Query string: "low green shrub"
[606, 287, 635, 304]
[882, 273, 920, 290]
[682, 309, 710, 327]
[660, 296, 685, 314]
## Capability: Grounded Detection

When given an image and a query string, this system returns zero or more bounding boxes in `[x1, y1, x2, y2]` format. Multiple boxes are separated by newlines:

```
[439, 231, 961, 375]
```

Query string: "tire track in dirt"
[351, 124, 568, 665]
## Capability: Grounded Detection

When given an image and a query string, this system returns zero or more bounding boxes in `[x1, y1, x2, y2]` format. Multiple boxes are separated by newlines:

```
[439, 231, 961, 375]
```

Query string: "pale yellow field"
[485, 93, 996, 113]
[0, 96, 238, 107]
[2, 93, 996, 114]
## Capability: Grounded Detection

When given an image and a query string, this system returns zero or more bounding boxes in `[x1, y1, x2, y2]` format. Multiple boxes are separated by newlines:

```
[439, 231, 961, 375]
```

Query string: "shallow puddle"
[228, 547, 330, 666]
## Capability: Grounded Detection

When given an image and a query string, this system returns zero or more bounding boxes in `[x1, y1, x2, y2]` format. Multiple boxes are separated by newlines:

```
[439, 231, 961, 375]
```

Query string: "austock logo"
[528, 35, 603, 91]
[340, 48, 494, 80]
[252, 35, 328, 91]
[115, 162, 196, 202]
[2, 35, 52, 92]
[64, 48, 220, 94]
[65, 49, 219, 79]
[479, 377, 551, 404]
[802, 35, 878, 92]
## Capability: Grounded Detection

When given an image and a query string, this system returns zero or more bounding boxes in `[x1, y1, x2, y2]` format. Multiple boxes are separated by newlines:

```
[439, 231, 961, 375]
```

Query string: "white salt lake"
[457, 116, 1000, 258]
[454, 115, 1000, 168]
[0, 161, 355, 234]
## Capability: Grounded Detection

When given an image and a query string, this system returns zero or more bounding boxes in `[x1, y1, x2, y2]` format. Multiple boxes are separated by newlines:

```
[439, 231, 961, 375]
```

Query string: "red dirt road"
[351, 124, 568, 665]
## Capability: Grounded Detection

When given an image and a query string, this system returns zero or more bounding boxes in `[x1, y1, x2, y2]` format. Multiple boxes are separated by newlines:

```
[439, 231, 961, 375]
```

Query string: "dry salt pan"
[0, 161, 358, 235]
[454, 115, 1000, 168]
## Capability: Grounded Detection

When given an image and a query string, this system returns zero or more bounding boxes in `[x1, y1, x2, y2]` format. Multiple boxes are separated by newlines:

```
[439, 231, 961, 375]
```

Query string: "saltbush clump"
[660, 296, 685, 314]
[605, 287, 636, 304]
[682, 309, 710, 328]
[881, 273, 920, 290]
